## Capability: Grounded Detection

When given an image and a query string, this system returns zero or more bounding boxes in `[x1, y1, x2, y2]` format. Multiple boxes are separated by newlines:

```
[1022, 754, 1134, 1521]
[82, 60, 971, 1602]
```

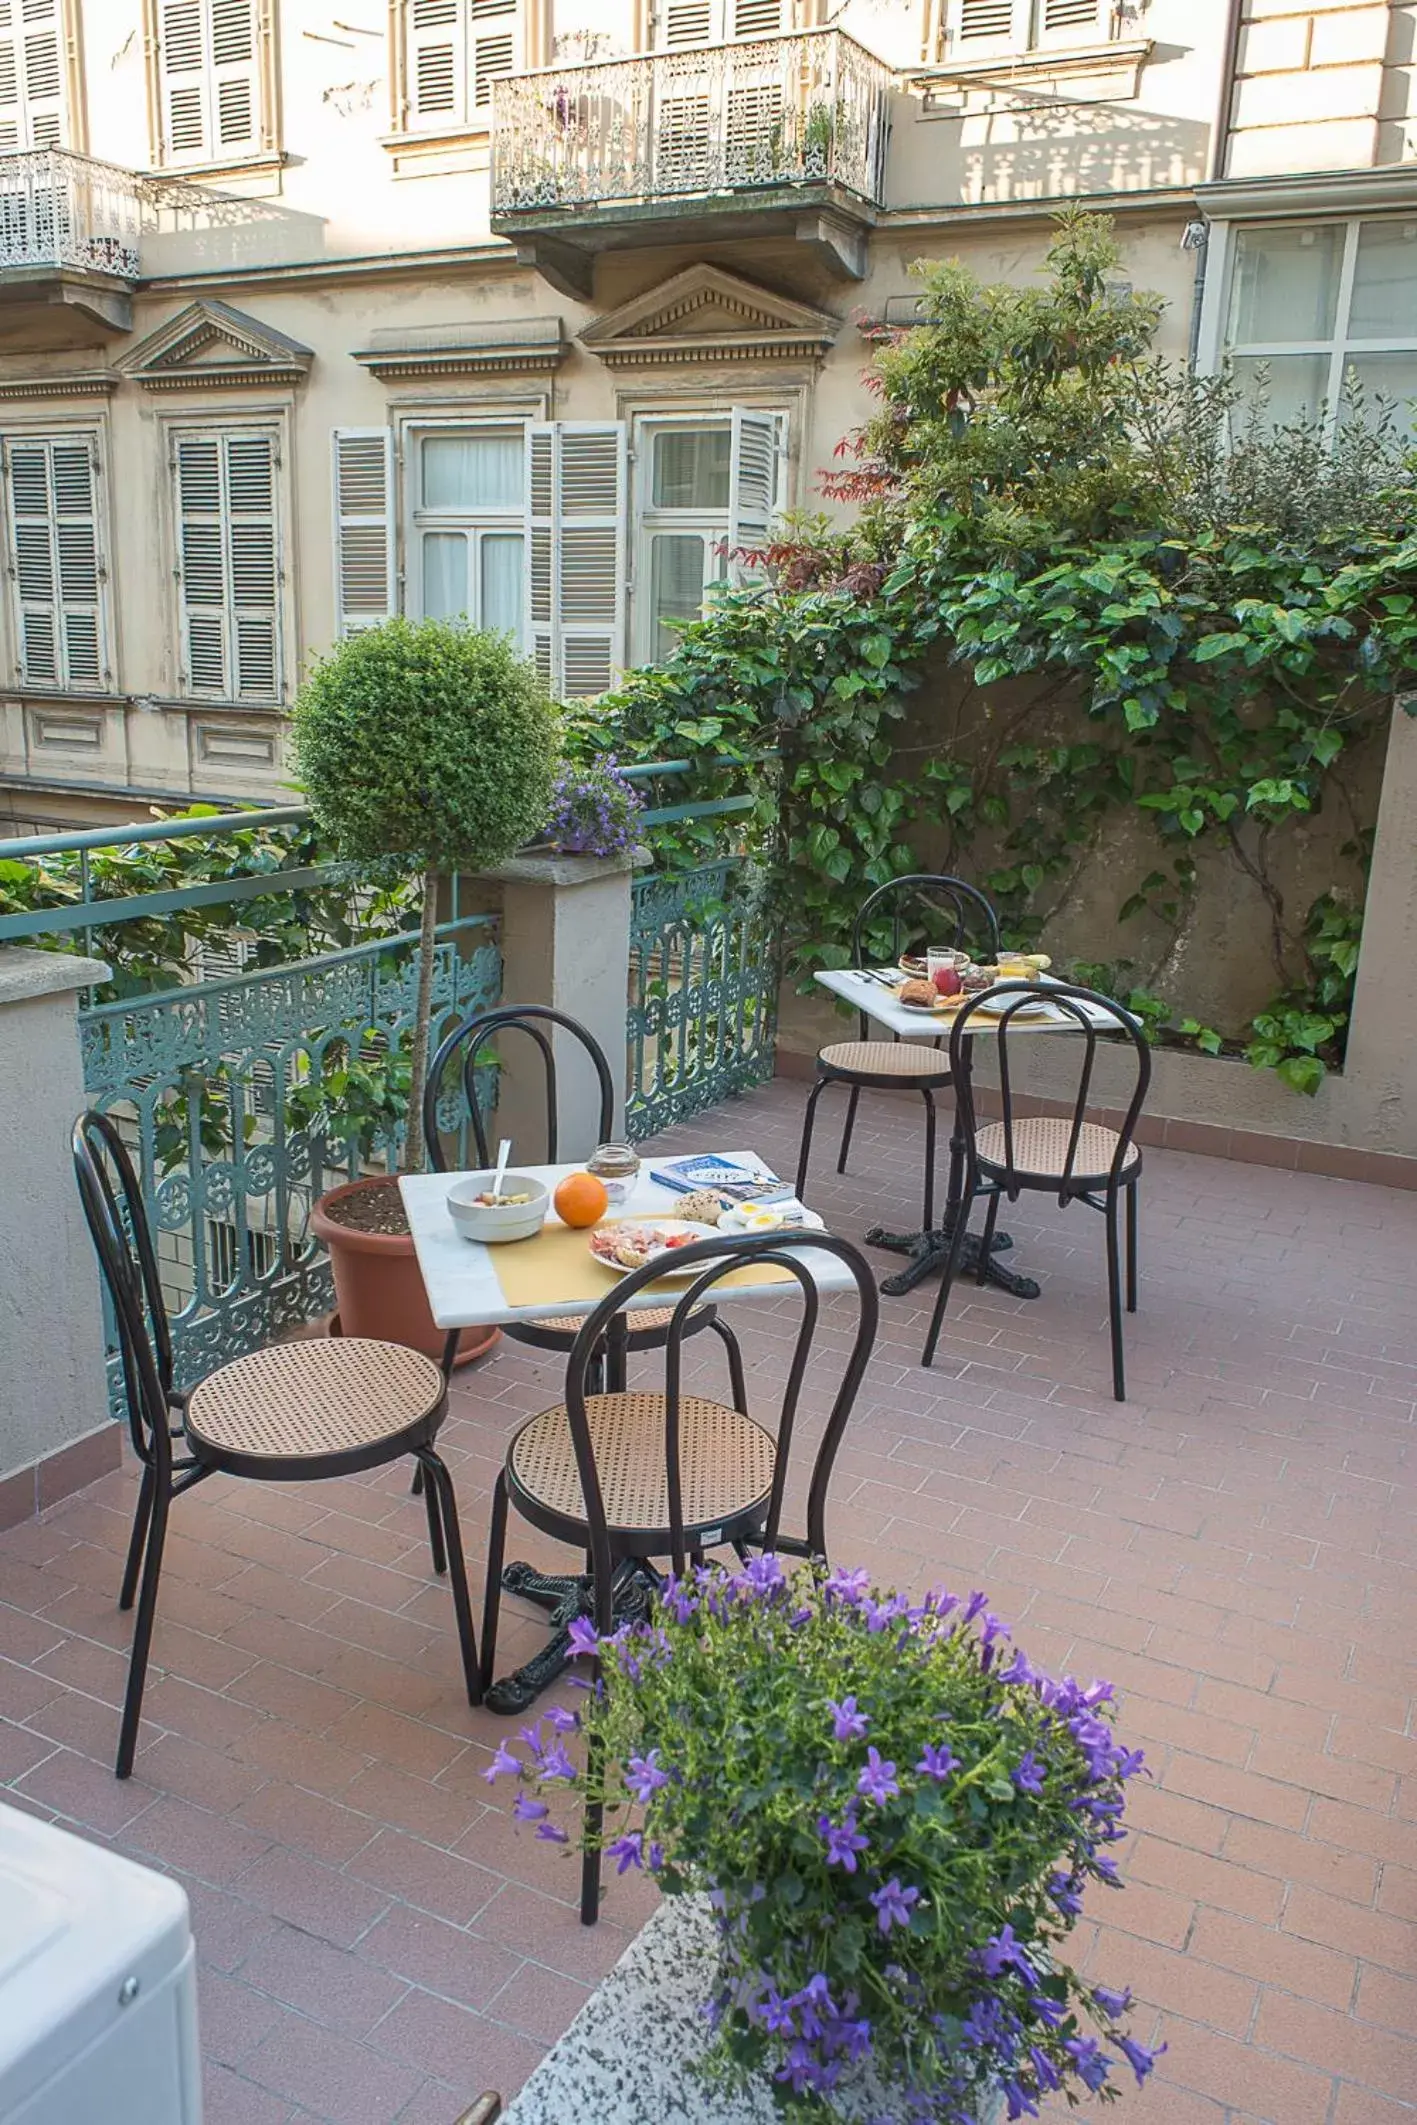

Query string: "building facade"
[1, 0, 1415, 828]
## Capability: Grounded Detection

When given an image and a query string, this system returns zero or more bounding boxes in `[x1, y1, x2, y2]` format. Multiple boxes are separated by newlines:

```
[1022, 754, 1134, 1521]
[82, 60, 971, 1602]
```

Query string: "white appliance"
[0, 1801, 202, 2125]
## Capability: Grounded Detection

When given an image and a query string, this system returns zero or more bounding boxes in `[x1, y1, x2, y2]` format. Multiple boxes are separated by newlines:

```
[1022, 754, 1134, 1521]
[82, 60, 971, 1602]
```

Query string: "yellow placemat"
[490, 1217, 797, 1313]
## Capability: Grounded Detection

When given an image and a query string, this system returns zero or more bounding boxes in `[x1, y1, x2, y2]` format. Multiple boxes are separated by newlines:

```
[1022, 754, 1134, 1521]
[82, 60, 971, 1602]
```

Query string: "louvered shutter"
[0, 0, 65, 152]
[660, 0, 715, 46]
[470, 0, 517, 110]
[1037, 0, 1112, 42]
[159, 0, 209, 158]
[159, 0, 261, 162]
[727, 408, 781, 586]
[946, 0, 1029, 54]
[732, 0, 788, 36]
[210, 0, 260, 155]
[173, 430, 281, 700]
[332, 429, 396, 637]
[5, 435, 105, 688]
[524, 423, 626, 701]
[406, 0, 462, 124]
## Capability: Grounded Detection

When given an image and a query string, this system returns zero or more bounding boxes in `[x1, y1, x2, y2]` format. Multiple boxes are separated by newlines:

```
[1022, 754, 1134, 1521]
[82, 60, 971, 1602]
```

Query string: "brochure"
[649, 1153, 792, 1206]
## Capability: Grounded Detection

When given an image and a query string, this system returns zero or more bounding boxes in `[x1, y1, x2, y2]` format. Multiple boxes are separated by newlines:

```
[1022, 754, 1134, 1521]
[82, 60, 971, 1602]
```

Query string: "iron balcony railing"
[491, 28, 892, 216]
[0, 149, 144, 279]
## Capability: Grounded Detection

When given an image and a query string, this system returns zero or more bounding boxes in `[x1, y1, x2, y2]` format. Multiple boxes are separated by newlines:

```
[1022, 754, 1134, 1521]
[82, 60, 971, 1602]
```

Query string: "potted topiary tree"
[296, 617, 558, 1358]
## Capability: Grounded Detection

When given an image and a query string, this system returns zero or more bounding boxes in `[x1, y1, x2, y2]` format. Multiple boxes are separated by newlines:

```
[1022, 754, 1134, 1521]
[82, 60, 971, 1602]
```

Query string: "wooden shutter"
[732, 0, 787, 36]
[1037, 0, 1112, 42]
[159, 0, 209, 158]
[173, 429, 280, 700]
[5, 435, 105, 688]
[406, 0, 464, 125]
[524, 422, 625, 701]
[210, 0, 260, 156]
[946, 0, 1028, 54]
[660, 0, 715, 47]
[470, 0, 517, 110]
[0, 0, 65, 152]
[159, 0, 260, 162]
[727, 408, 781, 585]
[332, 429, 396, 637]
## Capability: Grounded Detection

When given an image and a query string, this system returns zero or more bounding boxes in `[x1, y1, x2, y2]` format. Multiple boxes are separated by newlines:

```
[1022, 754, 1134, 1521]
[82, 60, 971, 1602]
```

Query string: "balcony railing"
[0, 149, 143, 279]
[491, 28, 892, 217]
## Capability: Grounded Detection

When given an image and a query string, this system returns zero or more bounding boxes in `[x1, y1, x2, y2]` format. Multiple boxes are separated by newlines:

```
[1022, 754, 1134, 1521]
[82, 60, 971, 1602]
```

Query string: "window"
[410, 426, 524, 639]
[206, 1216, 280, 1289]
[401, 0, 522, 132]
[635, 409, 784, 662]
[1223, 220, 1417, 437]
[657, 0, 791, 46]
[0, 0, 66, 151]
[939, 0, 1115, 59]
[1, 433, 107, 690]
[170, 426, 282, 701]
[152, 0, 270, 166]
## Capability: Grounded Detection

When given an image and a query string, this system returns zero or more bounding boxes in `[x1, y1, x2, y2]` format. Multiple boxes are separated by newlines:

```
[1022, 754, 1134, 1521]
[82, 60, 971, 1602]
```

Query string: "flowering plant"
[489, 1559, 1159, 2122]
[541, 757, 643, 858]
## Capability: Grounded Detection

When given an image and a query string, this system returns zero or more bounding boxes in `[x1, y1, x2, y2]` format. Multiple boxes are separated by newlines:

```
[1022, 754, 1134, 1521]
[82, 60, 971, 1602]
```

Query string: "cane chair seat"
[975, 1117, 1141, 1186]
[186, 1338, 445, 1470]
[508, 1393, 776, 1539]
[818, 1040, 953, 1082]
[520, 1306, 696, 1340]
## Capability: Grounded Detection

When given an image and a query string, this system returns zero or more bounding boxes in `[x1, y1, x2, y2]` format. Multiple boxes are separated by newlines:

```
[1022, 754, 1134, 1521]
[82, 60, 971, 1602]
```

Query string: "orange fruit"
[554, 1171, 609, 1228]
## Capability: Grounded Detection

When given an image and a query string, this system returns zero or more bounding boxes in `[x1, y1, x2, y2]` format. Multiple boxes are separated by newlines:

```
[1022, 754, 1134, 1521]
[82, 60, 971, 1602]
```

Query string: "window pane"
[1229, 353, 1333, 429]
[651, 427, 731, 509]
[1348, 222, 1417, 340]
[421, 430, 522, 510]
[422, 532, 469, 619]
[1342, 354, 1417, 438]
[1228, 225, 1343, 345]
[480, 533, 523, 638]
[650, 533, 706, 659]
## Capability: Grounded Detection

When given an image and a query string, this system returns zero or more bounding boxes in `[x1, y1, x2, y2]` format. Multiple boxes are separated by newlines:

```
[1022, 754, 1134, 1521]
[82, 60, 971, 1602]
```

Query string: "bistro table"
[813, 969, 1122, 1302]
[399, 1153, 854, 1713]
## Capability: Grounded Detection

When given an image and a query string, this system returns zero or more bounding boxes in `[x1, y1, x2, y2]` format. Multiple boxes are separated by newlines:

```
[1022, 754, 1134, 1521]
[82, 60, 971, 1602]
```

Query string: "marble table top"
[816, 967, 1122, 1042]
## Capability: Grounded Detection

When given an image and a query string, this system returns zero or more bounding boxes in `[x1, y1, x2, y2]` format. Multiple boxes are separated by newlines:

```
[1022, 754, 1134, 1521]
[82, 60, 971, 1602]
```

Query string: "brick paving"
[2, 1073, 1416, 2125]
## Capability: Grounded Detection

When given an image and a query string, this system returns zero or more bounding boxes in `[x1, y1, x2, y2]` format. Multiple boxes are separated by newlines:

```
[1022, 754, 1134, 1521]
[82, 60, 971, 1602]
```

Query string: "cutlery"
[492, 1137, 512, 1197]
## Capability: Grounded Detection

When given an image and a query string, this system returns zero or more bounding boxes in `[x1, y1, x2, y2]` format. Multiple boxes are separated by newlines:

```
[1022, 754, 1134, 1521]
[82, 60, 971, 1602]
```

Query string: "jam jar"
[588, 1141, 640, 1207]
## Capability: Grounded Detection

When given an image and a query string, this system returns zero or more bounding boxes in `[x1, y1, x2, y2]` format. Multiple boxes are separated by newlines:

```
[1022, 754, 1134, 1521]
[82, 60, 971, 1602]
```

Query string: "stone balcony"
[489, 29, 894, 294]
[0, 150, 146, 349]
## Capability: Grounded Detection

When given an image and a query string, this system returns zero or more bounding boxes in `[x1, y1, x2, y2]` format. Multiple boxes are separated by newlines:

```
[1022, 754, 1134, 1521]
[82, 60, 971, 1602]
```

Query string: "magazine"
[649, 1153, 793, 1207]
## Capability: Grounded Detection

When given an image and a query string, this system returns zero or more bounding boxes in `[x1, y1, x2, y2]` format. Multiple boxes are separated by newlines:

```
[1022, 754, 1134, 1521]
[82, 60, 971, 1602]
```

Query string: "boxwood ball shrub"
[493, 1558, 1158, 2123]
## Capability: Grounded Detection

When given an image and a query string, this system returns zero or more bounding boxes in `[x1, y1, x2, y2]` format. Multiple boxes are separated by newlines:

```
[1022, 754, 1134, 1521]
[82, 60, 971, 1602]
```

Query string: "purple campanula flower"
[535, 1820, 569, 1844]
[606, 1830, 644, 1873]
[482, 1742, 520, 1783]
[743, 1552, 785, 1596]
[976, 1924, 1035, 1982]
[857, 1747, 900, 1806]
[916, 1742, 958, 1782]
[1065, 2036, 1110, 2092]
[869, 1877, 921, 1934]
[998, 1650, 1037, 1687]
[1047, 1871, 1084, 1916]
[1013, 1751, 1045, 1796]
[818, 1811, 869, 1872]
[1002, 2079, 1039, 2120]
[828, 1694, 869, 1742]
[825, 1565, 870, 1605]
[544, 1704, 579, 1733]
[1028, 1990, 1066, 2030]
[1092, 1984, 1132, 2018]
[567, 1615, 599, 1657]
[626, 1749, 669, 1802]
[1116, 1746, 1146, 1779]
[1117, 2034, 1165, 2085]
[540, 1742, 577, 1782]
[512, 1792, 548, 1822]
[646, 1840, 664, 1871]
[788, 1603, 813, 1627]
[759, 1986, 794, 2036]
[962, 1590, 990, 1625]
[517, 1721, 546, 1759]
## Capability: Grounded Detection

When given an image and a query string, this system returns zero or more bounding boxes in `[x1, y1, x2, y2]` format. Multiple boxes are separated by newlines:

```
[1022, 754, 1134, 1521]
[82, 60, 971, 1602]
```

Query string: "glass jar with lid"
[588, 1141, 639, 1207]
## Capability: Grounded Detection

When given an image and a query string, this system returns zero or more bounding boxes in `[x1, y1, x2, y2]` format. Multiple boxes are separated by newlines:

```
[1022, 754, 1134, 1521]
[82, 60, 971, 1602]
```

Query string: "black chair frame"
[73, 1111, 480, 1779]
[796, 875, 1001, 1230]
[920, 984, 1150, 1399]
[478, 1228, 880, 1926]
[421, 1003, 745, 1404]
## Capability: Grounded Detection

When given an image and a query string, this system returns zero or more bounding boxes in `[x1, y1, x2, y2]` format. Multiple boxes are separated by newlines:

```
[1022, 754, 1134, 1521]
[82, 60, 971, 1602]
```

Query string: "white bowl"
[446, 1172, 549, 1244]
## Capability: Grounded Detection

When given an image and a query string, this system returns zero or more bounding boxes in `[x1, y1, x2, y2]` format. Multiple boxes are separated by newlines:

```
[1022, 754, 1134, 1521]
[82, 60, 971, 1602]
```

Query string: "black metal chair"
[421, 1004, 746, 1406]
[920, 984, 1150, 1399]
[72, 1110, 480, 1779]
[477, 1227, 879, 1925]
[795, 875, 1001, 1230]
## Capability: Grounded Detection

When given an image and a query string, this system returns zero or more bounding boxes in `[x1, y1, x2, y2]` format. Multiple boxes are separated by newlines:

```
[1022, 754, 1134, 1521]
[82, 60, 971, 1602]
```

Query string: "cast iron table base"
[864, 1217, 1042, 1301]
[484, 1557, 654, 1716]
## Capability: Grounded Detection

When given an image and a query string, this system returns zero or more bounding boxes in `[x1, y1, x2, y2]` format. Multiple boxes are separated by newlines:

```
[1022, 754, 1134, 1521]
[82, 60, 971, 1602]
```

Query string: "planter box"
[502, 1895, 1003, 2125]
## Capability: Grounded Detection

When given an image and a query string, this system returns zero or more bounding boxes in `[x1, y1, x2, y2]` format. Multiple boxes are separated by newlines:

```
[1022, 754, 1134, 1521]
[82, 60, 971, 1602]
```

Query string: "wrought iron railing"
[491, 28, 892, 215]
[0, 150, 144, 278]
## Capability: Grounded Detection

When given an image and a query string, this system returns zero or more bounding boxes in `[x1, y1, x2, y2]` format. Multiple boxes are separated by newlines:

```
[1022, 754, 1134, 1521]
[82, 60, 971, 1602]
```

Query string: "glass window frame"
[634, 412, 738, 665]
[406, 416, 527, 642]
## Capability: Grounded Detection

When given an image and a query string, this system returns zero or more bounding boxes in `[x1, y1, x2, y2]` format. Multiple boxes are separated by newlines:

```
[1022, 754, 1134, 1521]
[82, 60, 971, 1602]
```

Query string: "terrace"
[1, 1069, 1414, 2123]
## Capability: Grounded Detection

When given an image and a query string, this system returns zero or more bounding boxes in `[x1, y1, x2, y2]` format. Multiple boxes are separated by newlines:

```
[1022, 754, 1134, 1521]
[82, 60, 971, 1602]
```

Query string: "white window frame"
[398, 0, 525, 136]
[149, 0, 273, 170]
[938, 0, 1116, 61]
[631, 406, 787, 665]
[0, 425, 111, 694]
[1208, 215, 1417, 440]
[404, 415, 528, 641]
[163, 415, 287, 705]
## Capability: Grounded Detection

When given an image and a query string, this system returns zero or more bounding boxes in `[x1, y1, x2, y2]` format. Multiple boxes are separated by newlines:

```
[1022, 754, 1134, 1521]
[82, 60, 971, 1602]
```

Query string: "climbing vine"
[588, 210, 1417, 1093]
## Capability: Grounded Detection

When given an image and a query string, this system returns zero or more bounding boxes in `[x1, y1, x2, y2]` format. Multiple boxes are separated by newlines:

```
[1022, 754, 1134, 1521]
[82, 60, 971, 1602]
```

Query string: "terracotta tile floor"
[3, 1075, 1417, 2124]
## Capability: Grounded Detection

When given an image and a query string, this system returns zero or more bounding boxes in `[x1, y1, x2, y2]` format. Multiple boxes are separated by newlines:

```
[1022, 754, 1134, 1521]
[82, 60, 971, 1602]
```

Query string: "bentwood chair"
[477, 1228, 879, 1925]
[421, 1004, 746, 1406]
[920, 984, 1150, 1400]
[73, 1110, 480, 1779]
[795, 875, 1001, 1230]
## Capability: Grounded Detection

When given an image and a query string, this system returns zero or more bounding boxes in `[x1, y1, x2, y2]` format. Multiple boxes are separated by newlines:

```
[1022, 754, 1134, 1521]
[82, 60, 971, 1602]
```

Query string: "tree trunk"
[400, 864, 440, 1177]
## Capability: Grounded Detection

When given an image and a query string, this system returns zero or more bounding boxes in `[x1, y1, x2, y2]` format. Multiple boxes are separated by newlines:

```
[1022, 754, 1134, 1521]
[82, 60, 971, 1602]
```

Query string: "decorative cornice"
[0, 370, 119, 400]
[353, 317, 566, 380]
[581, 264, 837, 371]
[1195, 166, 1417, 222]
[117, 297, 313, 391]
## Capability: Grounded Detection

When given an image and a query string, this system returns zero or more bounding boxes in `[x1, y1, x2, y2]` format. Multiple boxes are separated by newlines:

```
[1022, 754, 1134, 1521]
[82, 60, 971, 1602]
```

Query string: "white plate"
[975, 994, 1054, 1019]
[718, 1203, 826, 1235]
[588, 1220, 721, 1278]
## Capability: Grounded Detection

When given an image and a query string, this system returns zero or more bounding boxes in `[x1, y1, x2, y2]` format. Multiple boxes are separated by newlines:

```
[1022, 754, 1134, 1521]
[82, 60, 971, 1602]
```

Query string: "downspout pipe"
[1187, 0, 1246, 366]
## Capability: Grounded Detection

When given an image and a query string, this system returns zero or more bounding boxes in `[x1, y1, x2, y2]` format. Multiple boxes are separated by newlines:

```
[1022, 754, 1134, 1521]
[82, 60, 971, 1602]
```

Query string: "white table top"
[815, 967, 1121, 1041]
[398, 1151, 858, 1331]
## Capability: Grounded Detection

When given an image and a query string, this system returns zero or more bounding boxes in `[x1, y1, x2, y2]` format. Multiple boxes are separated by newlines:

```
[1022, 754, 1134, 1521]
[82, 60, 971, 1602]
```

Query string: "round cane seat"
[186, 1338, 444, 1470]
[975, 1117, 1140, 1185]
[508, 1393, 776, 1539]
[818, 1041, 953, 1082]
[535, 1307, 682, 1337]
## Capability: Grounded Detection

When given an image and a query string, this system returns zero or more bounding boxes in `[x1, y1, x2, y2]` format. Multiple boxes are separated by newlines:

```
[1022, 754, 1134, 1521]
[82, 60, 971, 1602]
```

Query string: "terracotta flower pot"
[311, 1176, 497, 1369]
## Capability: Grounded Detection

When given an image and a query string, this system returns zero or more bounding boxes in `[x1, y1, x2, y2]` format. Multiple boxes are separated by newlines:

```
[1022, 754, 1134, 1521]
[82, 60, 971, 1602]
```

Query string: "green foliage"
[591, 209, 1415, 1092]
[499, 1561, 1154, 2121]
[291, 617, 559, 872]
